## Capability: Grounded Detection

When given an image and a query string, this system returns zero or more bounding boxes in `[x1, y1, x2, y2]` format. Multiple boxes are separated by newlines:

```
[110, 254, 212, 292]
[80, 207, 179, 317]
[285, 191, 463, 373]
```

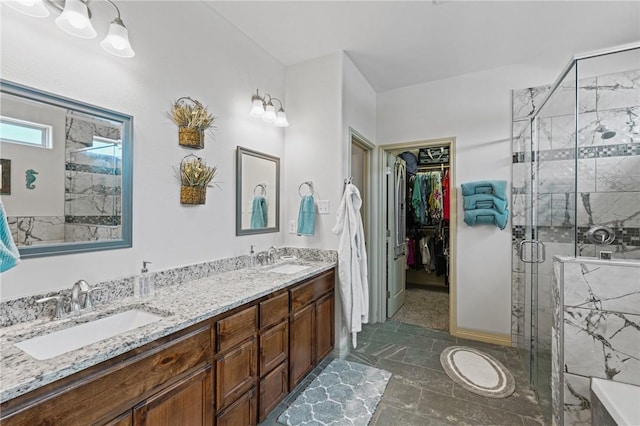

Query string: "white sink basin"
[268, 264, 310, 275]
[15, 309, 163, 360]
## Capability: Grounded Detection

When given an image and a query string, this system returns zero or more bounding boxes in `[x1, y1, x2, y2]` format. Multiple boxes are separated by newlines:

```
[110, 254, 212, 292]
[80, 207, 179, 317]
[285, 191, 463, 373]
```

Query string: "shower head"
[596, 125, 616, 140]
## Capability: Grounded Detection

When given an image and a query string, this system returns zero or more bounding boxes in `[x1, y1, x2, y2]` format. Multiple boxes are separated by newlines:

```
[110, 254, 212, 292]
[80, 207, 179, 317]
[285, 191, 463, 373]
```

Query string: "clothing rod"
[417, 164, 450, 170]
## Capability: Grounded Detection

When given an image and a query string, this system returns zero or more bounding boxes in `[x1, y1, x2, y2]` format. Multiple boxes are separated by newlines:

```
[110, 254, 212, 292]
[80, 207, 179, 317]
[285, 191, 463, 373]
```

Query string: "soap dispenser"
[249, 245, 257, 268]
[134, 260, 153, 299]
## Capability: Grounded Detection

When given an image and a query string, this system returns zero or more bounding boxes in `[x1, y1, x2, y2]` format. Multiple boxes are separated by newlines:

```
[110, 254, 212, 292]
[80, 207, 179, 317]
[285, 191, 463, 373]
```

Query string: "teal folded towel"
[250, 195, 268, 229]
[0, 201, 20, 273]
[463, 194, 508, 213]
[297, 195, 316, 236]
[464, 209, 509, 230]
[461, 180, 507, 200]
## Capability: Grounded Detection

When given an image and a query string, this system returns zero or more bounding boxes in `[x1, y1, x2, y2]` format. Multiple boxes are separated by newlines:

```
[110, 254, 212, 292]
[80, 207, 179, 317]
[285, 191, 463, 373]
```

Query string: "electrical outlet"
[317, 200, 330, 215]
[289, 220, 296, 234]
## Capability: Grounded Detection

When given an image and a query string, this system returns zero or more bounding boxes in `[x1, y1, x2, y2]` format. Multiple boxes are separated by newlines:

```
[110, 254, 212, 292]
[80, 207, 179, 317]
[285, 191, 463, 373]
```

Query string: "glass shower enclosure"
[512, 42, 640, 422]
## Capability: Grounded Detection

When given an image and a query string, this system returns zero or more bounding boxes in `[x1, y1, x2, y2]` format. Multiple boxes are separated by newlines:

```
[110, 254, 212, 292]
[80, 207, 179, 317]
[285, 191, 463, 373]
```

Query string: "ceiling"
[208, 1, 640, 92]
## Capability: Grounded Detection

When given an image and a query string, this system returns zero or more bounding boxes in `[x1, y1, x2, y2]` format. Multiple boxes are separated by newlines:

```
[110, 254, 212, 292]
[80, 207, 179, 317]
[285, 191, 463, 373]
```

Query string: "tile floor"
[260, 320, 544, 426]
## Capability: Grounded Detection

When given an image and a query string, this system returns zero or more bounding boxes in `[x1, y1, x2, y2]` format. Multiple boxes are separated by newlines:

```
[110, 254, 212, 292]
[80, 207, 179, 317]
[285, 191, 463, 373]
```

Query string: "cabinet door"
[216, 338, 257, 412]
[259, 321, 288, 376]
[315, 292, 334, 362]
[216, 388, 257, 426]
[289, 303, 315, 390]
[259, 361, 288, 422]
[133, 366, 213, 426]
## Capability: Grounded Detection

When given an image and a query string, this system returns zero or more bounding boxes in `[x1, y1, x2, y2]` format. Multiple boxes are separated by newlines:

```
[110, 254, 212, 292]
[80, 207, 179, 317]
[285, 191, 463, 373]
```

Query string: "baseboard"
[452, 327, 512, 347]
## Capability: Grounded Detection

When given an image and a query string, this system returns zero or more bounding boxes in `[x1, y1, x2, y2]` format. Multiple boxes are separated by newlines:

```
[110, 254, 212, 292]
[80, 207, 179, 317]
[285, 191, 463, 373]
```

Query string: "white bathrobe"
[332, 183, 369, 348]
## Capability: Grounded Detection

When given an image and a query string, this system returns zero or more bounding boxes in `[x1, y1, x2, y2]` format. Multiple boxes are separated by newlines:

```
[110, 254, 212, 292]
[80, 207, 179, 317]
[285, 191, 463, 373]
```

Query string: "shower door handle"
[519, 240, 546, 263]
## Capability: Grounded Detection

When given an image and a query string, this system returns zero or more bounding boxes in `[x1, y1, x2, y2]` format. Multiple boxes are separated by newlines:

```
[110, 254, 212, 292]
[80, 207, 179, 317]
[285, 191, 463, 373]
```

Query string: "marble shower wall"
[551, 257, 640, 426]
[64, 114, 122, 242]
[511, 67, 640, 348]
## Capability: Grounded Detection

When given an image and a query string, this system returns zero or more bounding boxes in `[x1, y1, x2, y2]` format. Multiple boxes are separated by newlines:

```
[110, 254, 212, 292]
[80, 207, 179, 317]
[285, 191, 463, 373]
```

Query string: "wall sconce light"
[250, 89, 289, 127]
[1, 0, 135, 58]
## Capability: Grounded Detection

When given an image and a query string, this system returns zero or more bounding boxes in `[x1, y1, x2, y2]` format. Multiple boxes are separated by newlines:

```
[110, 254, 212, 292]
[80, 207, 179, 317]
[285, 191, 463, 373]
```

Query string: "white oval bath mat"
[440, 346, 516, 398]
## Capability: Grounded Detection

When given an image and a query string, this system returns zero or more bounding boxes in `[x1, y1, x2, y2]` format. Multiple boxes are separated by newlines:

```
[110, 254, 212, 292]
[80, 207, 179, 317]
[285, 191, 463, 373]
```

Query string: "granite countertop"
[0, 259, 335, 404]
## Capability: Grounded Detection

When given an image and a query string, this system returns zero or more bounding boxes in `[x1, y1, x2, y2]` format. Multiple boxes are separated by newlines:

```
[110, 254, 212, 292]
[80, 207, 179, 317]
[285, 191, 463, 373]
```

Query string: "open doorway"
[376, 137, 458, 335]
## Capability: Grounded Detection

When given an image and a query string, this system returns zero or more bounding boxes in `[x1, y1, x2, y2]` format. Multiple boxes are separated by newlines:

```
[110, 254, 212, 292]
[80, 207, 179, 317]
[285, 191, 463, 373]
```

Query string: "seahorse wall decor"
[25, 169, 38, 190]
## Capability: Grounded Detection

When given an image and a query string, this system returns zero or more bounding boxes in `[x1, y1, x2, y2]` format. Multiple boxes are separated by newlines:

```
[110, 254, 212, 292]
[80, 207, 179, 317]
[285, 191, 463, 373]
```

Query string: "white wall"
[0, 2, 286, 299]
[282, 52, 376, 353]
[377, 62, 565, 335]
[282, 53, 343, 248]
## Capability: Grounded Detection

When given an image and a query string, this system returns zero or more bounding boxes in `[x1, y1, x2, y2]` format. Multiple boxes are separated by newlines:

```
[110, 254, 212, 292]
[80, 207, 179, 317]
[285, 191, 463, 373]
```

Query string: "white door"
[386, 153, 406, 318]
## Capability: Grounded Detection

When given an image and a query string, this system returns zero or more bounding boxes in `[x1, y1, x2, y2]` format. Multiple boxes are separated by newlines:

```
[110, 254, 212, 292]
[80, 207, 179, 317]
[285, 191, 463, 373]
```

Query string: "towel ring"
[298, 181, 314, 197]
[253, 183, 267, 196]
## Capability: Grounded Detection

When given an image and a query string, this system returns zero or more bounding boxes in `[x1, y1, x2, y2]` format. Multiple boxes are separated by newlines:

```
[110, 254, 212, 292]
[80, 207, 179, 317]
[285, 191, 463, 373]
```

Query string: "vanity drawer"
[1, 325, 212, 426]
[217, 305, 257, 353]
[260, 291, 289, 329]
[290, 270, 334, 312]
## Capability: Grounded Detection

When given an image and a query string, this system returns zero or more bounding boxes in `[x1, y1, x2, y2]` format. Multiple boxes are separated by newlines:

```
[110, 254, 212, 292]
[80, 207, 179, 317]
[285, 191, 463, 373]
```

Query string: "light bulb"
[55, 0, 96, 39]
[1, 0, 49, 17]
[100, 19, 135, 58]
[262, 103, 276, 123]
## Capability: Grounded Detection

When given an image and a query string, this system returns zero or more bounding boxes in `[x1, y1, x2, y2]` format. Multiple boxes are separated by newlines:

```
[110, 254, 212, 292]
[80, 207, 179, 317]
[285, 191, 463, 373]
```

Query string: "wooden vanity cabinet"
[214, 305, 258, 425]
[289, 270, 335, 390]
[257, 291, 289, 422]
[0, 324, 214, 426]
[1, 267, 335, 426]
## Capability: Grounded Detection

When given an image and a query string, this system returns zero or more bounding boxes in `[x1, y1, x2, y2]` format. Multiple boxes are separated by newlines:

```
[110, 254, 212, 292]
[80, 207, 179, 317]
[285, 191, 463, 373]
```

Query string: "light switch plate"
[289, 220, 296, 234]
[317, 200, 330, 215]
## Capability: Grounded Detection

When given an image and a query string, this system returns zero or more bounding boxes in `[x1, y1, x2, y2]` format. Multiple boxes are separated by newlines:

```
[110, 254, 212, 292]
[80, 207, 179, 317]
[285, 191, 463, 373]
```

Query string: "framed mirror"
[236, 146, 279, 235]
[0, 80, 133, 258]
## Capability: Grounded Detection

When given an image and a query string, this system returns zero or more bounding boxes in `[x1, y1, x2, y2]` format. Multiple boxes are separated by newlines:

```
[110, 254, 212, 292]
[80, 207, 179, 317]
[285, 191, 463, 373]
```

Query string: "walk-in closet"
[385, 141, 454, 333]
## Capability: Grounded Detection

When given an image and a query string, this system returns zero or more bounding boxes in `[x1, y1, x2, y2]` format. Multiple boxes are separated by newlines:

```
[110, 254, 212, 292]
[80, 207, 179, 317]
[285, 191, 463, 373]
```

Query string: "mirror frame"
[0, 79, 133, 258]
[236, 146, 280, 235]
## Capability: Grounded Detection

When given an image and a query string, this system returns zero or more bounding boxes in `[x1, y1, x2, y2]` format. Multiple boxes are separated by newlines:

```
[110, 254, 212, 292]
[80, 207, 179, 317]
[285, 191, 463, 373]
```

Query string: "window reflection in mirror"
[236, 147, 279, 235]
[0, 80, 132, 258]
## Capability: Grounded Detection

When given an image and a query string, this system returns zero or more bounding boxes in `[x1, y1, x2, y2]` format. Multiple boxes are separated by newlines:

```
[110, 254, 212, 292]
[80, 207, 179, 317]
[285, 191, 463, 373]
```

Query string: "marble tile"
[564, 307, 640, 384]
[511, 193, 527, 226]
[513, 86, 551, 121]
[563, 373, 592, 426]
[512, 244, 525, 273]
[578, 77, 598, 114]
[595, 156, 640, 192]
[576, 191, 640, 229]
[538, 78, 577, 119]
[596, 69, 640, 111]
[549, 193, 575, 226]
[536, 194, 552, 226]
[537, 159, 595, 194]
[65, 194, 118, 216]
[64, 224, 115, 242]
[15, 216, 65, 246]
[512, 119, 530, 153]
[550, 114, 577, 150]
[562, 261, 640, 313]
[551, 261, 563, 426]
[536, 117, 553, 151]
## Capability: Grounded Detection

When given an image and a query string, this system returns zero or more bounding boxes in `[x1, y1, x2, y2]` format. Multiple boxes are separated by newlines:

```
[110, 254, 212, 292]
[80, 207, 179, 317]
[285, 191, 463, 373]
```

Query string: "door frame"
[375, 137, 458, 336]
[348, 128, 378, 323]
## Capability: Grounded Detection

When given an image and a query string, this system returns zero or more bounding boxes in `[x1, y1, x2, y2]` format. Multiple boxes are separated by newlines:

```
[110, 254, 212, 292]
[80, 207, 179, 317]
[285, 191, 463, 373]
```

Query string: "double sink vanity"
[0, 254, 336, 425]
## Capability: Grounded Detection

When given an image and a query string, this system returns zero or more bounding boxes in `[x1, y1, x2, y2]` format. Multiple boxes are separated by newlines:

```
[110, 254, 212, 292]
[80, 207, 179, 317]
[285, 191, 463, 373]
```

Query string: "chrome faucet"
[267, 246, 279, 264]
[71, 279, 90, 313]
[37, 280, 104, 320]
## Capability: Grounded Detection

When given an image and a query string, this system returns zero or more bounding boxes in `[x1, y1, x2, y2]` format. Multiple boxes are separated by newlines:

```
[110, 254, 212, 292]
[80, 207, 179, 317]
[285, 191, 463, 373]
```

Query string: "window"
[0, 116, 52, 148]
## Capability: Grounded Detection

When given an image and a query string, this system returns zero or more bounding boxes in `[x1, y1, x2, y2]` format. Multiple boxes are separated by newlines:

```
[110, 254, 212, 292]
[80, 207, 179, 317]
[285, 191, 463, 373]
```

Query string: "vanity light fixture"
[1, 0, 135, 58]
[250, 89, 289, 127]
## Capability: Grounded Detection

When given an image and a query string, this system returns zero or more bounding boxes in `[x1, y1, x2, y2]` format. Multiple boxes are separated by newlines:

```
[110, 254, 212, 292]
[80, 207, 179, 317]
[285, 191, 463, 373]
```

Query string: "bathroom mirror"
[0, 80, 133, 258]
[236, 146, 279, 235]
